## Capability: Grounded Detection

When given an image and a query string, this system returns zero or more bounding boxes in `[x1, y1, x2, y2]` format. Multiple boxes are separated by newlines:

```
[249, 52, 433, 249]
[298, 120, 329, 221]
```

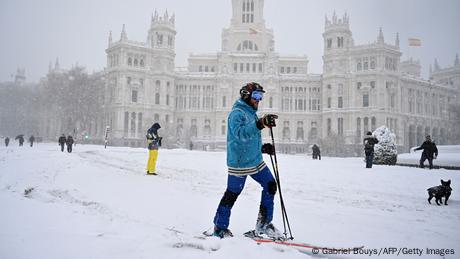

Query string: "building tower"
[322, 12, 354, 144]
[147, 10, 176, 73]
[222, 0, 274, 53]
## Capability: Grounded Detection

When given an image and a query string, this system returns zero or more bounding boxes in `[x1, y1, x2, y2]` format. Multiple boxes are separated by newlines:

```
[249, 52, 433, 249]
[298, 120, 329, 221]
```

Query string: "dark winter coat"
[29, 135, 35, 143]
[15, 135, 24, 145]
[363, 136, 379, 155]
[414, 141, 438, 159]
[146, 123, 162, 150]
[58, 135, 66, 145]
[312, 145, 321, 156]
[4, 137, 9, 146]
[66, 136, 74, 146]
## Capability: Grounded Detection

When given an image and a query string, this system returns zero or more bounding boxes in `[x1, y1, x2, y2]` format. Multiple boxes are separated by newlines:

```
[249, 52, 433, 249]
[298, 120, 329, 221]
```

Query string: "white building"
[104, 0, 460, 154]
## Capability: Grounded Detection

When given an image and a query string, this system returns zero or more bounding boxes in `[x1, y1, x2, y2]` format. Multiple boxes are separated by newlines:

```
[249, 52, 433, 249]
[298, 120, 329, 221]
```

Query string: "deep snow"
[1, 143, 459, 259]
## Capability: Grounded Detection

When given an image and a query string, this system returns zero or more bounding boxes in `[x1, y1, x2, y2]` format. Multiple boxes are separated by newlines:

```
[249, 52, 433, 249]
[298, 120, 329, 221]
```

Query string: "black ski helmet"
[240, 82, 265, 103]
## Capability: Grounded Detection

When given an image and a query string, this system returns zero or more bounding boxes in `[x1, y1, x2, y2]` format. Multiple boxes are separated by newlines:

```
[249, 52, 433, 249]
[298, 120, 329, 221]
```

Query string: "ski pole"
[269, 127, 293, 240]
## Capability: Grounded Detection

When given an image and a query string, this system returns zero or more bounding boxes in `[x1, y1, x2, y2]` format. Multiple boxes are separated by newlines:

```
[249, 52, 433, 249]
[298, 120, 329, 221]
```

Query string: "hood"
[233, 98, 257, 113]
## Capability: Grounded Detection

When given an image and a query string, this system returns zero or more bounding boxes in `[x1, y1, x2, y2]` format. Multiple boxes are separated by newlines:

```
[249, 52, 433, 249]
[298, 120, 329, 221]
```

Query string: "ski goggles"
[251, 90, 264, 101]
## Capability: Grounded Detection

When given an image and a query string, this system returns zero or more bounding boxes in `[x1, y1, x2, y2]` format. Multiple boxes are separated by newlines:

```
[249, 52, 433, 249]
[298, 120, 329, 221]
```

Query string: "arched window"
[131, 112, 136, 134]
[364, 117, 369, 132]
[356, 117, 361, 143]
[134, 59, 138, 66]
[237, 40, 258, 52]
[138, 113, 143, 133]
[140, 59, 144, 67]
[221, 120, 226, 135]
[155, 93, 160, 104]
[204, 119, 211, 137]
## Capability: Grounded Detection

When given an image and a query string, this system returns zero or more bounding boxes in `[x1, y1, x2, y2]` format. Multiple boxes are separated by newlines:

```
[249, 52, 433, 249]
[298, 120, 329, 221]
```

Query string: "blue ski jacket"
[227, 99, 265, 175]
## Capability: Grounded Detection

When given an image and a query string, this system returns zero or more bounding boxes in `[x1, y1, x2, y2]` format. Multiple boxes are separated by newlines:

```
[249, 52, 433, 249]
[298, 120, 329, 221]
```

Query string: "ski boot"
[255, 221, 285, 240]
[213, 226, 233, 239]
[255, 206, 285, 240]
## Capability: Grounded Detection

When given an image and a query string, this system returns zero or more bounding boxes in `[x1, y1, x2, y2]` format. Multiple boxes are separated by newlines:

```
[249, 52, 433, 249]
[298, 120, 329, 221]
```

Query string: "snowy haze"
[1, 0, 459, 82]
[1, 143, 460, 258]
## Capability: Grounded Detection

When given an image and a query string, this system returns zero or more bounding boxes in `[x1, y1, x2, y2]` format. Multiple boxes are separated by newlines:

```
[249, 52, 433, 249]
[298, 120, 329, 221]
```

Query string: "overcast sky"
[1, 0, 459, 82]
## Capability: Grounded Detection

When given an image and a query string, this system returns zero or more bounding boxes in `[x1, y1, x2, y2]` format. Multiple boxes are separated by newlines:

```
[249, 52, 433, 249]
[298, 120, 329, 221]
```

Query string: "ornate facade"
[104, 0, 460, 154]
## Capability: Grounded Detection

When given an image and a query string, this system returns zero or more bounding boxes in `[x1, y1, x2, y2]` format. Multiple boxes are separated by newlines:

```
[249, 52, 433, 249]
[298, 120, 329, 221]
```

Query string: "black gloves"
[262, 143, 275, 155]
[158, 137, 163, 147]
[257, 114, 278, 129]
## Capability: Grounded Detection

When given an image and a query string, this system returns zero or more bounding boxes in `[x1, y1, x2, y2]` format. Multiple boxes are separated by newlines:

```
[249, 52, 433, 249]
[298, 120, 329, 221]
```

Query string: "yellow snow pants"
[147, 149, 159, 174]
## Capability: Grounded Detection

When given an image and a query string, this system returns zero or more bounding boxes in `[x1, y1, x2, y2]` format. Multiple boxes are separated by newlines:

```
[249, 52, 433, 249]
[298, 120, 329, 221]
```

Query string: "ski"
[244, 230, 364, 257]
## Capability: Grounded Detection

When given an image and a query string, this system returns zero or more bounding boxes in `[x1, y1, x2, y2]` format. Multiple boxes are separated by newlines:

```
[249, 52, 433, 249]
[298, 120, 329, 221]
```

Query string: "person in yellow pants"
[146, 123, 162, 175]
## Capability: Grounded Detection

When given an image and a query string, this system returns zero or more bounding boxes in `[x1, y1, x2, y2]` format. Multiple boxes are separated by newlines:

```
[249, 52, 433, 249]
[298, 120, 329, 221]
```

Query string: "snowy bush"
[373, 126, 398, 165]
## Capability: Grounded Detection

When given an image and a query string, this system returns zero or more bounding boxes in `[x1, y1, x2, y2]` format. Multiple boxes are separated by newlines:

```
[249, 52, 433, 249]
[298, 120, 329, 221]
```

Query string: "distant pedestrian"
[66, 135, 74, 153]
[363, 131, 379, 168]
[15, 135, 24, 146]
[29, 135, 35, 147]
[4, 137, 9, 147]
[146, 123, 162, 175]
[413, 135, 438, 169]
[58, 134, 66, 152]
[312, 144, 321, 160]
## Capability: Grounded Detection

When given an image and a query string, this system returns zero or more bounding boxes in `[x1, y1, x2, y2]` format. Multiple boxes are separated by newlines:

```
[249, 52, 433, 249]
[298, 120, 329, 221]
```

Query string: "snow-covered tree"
[373, 126, 397, 165]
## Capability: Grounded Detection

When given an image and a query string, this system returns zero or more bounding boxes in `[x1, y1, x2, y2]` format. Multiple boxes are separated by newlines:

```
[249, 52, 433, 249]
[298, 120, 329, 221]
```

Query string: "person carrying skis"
[363, 131, 379, 168]
[66, 135, 74, 153]
[146, 123, 162, 175]
[4, 137, 9, 147]
[413, 135, 438, 169]
[211, 82, 283, 239]
[58, 134, 66, 152]
[29, 135, 35, 147]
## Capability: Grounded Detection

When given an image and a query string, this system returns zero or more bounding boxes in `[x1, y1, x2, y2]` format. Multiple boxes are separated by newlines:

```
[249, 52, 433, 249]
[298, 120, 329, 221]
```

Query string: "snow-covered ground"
[398, 145, 460, 168]
[1, 143, 460, 259]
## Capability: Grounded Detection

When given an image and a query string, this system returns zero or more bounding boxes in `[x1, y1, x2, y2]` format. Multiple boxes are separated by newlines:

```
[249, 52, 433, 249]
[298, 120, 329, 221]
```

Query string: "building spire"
[377, 27, 384, 44]
[154, 9, 158, 21]
[455, 53, 459, 66]
[120, 24, 127, 41]
[108, 30, 112, 45]
[434, 58, 440, 70]
[55, 57, 60, 70]
[395, 32, 399, 48]
[49, 61, 52, 72]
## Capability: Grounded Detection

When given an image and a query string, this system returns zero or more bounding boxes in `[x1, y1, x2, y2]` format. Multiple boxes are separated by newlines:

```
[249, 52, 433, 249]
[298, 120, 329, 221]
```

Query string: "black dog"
[427, 180, 452, 205]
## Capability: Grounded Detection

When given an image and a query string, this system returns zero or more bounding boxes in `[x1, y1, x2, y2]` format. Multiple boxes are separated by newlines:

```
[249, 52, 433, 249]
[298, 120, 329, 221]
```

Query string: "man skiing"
[414, 135, 438, 169]
[58, 134, 66, 152]
[146, 123, 162, 175]
[211, 82, 282, 239]
[363, 131, 379, 168]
